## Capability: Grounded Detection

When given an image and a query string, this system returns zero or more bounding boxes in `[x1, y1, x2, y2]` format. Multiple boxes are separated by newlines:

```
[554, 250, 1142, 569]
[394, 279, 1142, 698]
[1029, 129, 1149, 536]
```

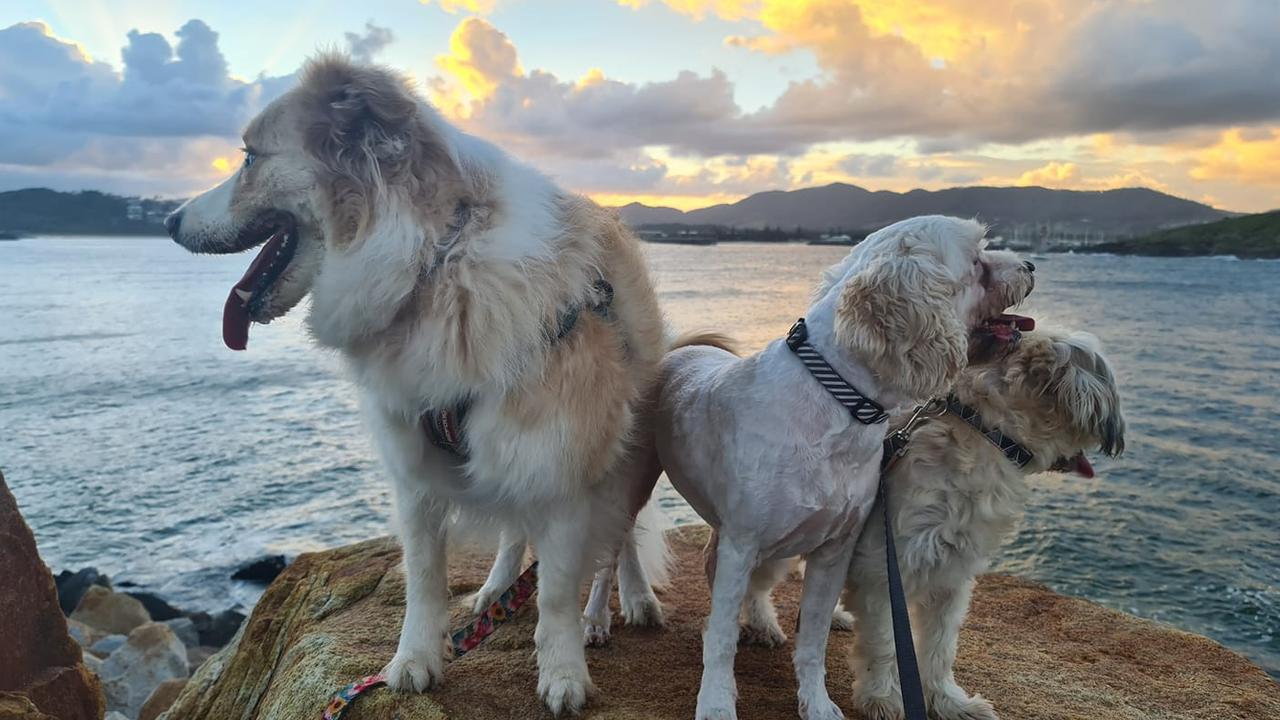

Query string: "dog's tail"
[633, 499, 673, 590]
[669, 330, 739, 355]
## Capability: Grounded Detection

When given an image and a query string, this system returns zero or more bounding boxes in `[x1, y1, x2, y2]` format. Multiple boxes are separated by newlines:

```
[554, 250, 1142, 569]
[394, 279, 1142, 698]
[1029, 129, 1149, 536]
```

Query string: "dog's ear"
[303, 54, 418, 168]
[835, 252, 967, 400]
[1052, 334, 1126, 457]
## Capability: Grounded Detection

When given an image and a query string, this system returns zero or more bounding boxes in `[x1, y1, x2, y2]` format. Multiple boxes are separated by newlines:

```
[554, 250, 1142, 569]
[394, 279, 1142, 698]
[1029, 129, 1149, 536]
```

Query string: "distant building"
[126, 200, 143, 221]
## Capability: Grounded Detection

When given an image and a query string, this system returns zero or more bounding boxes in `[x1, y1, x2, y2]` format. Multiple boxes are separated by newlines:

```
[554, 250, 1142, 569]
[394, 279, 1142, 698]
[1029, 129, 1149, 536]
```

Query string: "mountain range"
[616, 183, 1231, 238]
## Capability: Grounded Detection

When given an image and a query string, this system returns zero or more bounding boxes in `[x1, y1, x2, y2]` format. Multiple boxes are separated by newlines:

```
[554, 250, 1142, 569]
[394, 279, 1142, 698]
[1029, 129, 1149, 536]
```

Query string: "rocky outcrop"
[72, 586, 153, 636]
[138, 680, 187, 720]
[162, 526, 1280, 720]
[0, 471, 105, 720]
[99, 624, 189, 718]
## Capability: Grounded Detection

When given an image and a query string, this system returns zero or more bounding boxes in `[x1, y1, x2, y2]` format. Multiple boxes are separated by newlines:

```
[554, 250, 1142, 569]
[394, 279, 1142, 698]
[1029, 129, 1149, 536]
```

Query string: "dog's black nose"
[1023, 260, 1036, 272]
[164, 211, 182, 240]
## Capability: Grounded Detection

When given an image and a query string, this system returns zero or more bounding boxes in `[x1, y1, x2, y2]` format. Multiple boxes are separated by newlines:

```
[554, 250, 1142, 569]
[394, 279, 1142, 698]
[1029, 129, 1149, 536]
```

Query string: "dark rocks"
[163, 617, 200, 648]
[54, 567, 111, 616]
[230, 554, 288, 584]
[124, 591, 185, 622]
[188, 609, 246, 647]
[0, 470, 105, 720]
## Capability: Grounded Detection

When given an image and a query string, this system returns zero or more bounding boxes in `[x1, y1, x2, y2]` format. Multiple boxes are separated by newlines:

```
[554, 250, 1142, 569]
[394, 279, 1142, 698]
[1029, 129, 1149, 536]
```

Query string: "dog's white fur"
[168, 56, 667, 715]
[659, 217, 1035, 720]
[742, 328, 1125, 720]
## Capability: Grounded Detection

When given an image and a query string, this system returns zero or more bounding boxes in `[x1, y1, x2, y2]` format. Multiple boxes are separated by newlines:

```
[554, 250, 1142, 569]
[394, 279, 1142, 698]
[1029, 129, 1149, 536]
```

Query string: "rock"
[72, 585, 152, 636]
[99, 622, 188, 718]
[125, 592, 184, 622]
[163, 617, 200, 648]
[104, 713, 130, 720]
[81, 651, 103, 677]
[230, 554, 288, 584]
[89, 634, 127, 659]
[0, 471, 105, 720]
[66, 618, 106, 648]
[54, 567, 111, 616]
[0, 694, 56, 720]
[138, 679, 187, 720]
[187, 609, 245, 648]
[163, 526, 1280, 720]
[184, 646, 220, 675]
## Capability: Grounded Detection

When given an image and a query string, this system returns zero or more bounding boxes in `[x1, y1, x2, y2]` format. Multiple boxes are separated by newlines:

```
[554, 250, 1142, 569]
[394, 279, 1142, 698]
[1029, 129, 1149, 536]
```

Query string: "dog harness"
[785, 318, 889, 424]
[420, 279, 615, 458]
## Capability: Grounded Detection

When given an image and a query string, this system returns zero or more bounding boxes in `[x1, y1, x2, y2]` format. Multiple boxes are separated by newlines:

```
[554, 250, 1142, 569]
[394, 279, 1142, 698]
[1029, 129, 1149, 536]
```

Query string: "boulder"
[188, 609, 245, 648]
[184, 646, 220, 675]
[163, 526, 1280, 720]
[138, 679, 187, 720]
[88, 635, 127, 659]
[55, 568, 111, 616]
[0, 471, 105, 720]
[125, 592, 185, 622]
[100, 623, 188, 718]
[104, 713, 129, 720]
[230, 554, 288, 584]
[67, 618, 107, 649]
[163, 617, 200, 648]
[72, 586, 152, 636]
[82, 652, 103, 677]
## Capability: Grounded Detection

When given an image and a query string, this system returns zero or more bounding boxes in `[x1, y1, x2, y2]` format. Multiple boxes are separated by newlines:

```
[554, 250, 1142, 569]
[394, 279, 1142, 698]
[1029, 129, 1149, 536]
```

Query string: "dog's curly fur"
[742, 328, 1125, 720]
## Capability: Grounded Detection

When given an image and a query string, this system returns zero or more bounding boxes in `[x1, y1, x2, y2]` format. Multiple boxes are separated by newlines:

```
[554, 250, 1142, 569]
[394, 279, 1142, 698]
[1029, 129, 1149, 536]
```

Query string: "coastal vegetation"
[1094, 210, 1280, 258]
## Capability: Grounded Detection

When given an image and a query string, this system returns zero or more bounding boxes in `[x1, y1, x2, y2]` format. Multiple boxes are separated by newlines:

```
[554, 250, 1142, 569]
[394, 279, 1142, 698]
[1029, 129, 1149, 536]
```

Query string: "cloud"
[345, 22, 395, 65]
[1191, 128, 1280, 186]
[419, 0, 498, 15]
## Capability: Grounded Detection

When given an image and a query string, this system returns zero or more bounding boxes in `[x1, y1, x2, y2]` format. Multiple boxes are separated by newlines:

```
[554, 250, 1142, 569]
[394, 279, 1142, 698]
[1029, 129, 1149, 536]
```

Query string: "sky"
[1, 0, 1278, 212]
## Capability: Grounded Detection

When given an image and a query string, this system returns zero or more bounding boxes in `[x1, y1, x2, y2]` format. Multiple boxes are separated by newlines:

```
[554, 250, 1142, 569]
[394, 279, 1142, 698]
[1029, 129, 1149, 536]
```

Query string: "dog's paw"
[928, 691, 998, 720]
[739, 620, 787, 647]
[798, 689, 845, 720]
[621, 592, 665, 627]
[854, 692, 904, 720]
[538, 667, 593, 717]
[468, 586, 503, 615]
[382, 648, 444, 693]
[695, 684, 738, 720]
[830, 607, 855, 632]
[583, 620, 612, 647]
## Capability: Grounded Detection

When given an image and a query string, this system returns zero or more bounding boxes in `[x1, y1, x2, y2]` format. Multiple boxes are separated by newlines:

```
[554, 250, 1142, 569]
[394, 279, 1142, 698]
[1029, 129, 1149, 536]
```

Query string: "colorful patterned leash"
[321, 561, 539, 720]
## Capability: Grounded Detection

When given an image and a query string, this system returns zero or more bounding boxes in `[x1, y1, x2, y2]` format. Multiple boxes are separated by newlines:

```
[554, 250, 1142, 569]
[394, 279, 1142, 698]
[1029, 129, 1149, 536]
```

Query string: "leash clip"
[890, 397, 946, 456]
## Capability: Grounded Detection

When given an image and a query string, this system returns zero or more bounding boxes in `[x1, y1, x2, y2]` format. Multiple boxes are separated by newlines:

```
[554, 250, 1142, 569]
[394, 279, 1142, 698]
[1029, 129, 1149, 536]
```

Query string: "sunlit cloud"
[419, 0, 498, 15]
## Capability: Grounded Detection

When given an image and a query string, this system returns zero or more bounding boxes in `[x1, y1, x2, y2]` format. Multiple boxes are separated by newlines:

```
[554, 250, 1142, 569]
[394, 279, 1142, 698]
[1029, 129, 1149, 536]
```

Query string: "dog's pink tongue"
[1071, 453, 1095, 478]
[221, 230, 285, 351]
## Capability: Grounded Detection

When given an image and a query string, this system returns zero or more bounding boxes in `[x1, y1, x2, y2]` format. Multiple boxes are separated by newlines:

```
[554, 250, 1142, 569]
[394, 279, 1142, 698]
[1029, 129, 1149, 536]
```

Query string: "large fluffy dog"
[663, 217, 1035, 720]
[166, 56, 666, 715]
[741, 328, 1125, 720]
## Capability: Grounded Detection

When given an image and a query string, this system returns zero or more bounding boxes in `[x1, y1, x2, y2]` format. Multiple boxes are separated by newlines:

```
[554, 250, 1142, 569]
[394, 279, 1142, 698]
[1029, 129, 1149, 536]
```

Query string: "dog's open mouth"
[222, 216, 298, 351]
[1051, 452, 1095, 477]
[978, 313, 1035, 344]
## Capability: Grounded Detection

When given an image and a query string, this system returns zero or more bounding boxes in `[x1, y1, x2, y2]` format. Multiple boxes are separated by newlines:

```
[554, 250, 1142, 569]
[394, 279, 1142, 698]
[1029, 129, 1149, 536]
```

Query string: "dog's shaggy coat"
[167, 56, 666, 715]
[656, 217, 1035, 720]
[741, 328, 1125, 720]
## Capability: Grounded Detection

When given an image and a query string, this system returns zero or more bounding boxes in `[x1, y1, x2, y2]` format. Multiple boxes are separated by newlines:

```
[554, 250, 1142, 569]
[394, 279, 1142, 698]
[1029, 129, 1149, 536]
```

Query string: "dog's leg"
[739, 557, 789, 647]
[847, 576, 904, 720]
[697, 537, 755, 720]
[583, 562, 614, 647]
[531, 503, 595, 716]
[471, 529, 526, 615]
[383, 492, 450, 693]
[793, 541, 854, 720]
[917, 580, 996, 720]
[617, 519, 665, 627]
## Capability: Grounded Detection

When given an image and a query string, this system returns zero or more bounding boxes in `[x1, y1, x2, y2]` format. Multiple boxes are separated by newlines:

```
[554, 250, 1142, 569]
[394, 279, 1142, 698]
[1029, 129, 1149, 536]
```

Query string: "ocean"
[1, 236, 1277, 676]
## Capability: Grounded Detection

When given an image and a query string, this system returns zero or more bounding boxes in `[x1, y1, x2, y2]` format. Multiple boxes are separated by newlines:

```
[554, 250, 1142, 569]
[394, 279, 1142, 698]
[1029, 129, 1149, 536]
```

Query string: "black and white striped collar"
[785, 318, 890, 425]
[943, 394, 1034, 468]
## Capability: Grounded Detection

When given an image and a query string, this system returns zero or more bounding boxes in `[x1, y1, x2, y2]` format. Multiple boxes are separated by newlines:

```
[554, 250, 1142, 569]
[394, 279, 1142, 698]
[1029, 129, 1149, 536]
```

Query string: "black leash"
[785, 316, 926, 720]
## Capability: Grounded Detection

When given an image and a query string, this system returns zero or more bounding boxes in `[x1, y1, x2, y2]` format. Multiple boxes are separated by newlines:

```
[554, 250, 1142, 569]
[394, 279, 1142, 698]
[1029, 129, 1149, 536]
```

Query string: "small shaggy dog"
[742, 327, 1126, 720]
[166, 55, 667, 715]
[660, 216, 1035, 720]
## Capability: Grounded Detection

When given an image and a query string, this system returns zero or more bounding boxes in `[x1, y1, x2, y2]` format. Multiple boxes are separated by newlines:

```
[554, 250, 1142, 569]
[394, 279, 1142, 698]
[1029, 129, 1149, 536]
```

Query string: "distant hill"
[0, 188, 179, 235]
[1093, 211, 1280, 258]
[615, 183, 1230, 238]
